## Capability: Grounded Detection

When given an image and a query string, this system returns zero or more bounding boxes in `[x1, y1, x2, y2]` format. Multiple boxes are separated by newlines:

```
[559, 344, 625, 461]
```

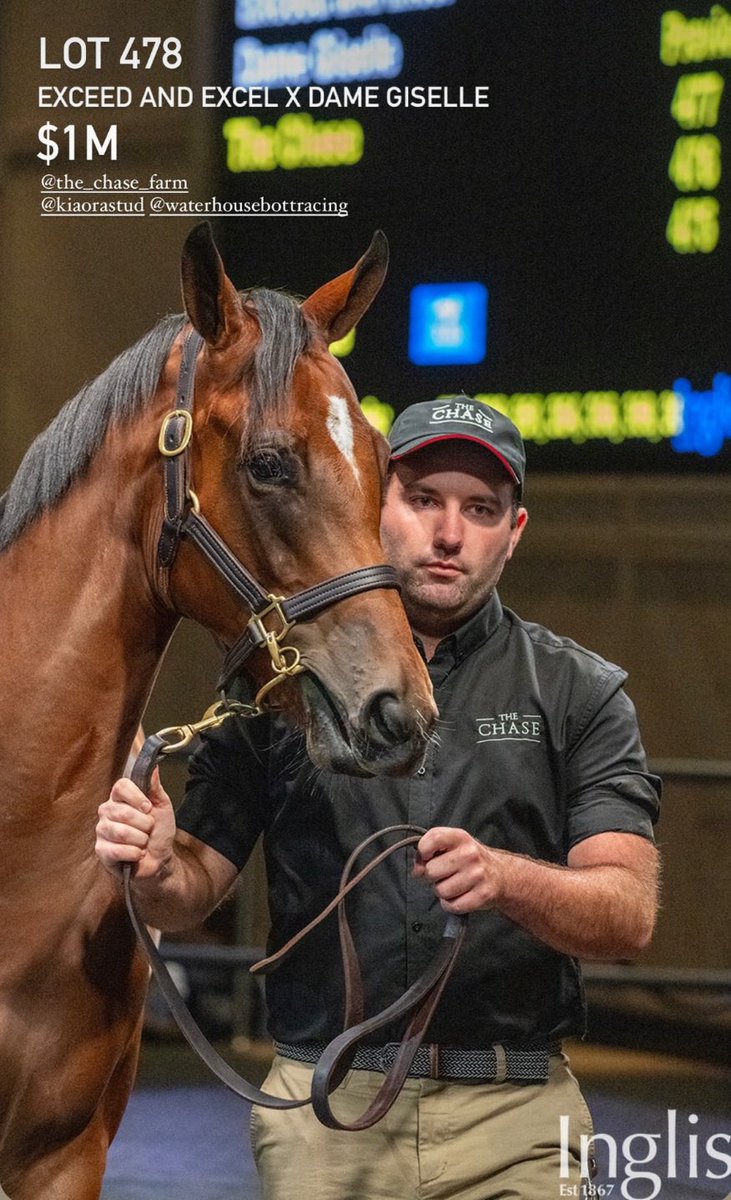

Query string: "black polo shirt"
[177, 593, 660, 1048]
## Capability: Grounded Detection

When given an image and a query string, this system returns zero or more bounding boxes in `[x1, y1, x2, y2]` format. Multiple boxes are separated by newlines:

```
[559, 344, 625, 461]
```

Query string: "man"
[96, 396, 660, 1200]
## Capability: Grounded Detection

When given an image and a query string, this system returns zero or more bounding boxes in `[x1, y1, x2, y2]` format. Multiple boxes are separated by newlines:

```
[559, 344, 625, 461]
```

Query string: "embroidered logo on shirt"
[475, 711, 542, 744]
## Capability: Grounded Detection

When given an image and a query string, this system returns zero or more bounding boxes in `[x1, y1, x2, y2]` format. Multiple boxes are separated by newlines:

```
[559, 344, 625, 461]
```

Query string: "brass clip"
[254, 645, 304, 708]
[157, 698, 261, 755]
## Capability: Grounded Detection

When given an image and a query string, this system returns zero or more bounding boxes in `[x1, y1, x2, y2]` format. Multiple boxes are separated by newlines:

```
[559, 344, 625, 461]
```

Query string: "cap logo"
[430, 400, 493, 432]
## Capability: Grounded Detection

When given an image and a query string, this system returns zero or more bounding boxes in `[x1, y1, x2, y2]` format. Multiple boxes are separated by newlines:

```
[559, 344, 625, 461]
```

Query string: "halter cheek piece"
[123, 328, 467, 1132]
[156, 329, 400, 706]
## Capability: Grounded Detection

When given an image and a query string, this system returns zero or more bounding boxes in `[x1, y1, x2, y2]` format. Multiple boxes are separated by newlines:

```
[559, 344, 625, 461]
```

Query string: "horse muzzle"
[299, 672, 432, 777]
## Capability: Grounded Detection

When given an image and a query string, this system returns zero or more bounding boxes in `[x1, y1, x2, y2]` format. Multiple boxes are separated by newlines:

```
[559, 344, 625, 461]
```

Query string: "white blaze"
[326, 394, 361, 484]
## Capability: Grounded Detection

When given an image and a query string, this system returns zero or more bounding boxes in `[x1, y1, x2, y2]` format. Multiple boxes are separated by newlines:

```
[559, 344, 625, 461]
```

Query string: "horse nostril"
[364, 691, 412, 747]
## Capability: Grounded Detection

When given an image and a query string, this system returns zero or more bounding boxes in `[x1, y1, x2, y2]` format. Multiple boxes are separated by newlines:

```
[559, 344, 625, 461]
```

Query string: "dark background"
[212, 0, 731, 476]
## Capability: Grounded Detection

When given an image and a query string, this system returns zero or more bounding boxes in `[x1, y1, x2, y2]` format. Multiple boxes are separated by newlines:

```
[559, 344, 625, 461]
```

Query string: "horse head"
[153, 223, 435, 776]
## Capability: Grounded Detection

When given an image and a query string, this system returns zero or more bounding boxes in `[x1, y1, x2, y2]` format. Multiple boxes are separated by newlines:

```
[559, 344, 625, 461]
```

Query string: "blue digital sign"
[409, 282, 488, 366]
[672, 373, 731, 456]
[233, 25, 404, 88]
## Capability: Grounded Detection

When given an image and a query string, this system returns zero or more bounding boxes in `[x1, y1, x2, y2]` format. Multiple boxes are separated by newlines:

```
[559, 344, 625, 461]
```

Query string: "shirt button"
[411, 922, 423, 933]
[417, 766, 426, 775]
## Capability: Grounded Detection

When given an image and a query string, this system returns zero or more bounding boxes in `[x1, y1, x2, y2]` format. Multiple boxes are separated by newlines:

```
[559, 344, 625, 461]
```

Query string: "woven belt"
[275, 1040, 561, 1083]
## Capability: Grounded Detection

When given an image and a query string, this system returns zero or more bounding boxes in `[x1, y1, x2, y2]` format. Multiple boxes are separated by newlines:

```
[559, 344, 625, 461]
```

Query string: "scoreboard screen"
[211, 1, 731, 475]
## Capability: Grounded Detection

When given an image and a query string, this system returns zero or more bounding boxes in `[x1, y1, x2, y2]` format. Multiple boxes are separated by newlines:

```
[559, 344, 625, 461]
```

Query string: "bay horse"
[0, 223, 435, 1199]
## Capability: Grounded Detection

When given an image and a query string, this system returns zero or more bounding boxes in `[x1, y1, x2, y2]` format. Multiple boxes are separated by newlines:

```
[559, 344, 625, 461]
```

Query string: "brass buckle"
[247, 595, 295, 651]
[158, 409, 194, 458]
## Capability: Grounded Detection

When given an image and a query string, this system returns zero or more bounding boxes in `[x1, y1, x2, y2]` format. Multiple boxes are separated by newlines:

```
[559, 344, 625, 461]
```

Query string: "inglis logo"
[476, 711, 542, 744]
[431, 400, 493, 431]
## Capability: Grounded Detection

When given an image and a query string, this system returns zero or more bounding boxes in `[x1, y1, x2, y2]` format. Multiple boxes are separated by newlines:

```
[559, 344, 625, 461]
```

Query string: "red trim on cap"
[391, 434, 520, 484]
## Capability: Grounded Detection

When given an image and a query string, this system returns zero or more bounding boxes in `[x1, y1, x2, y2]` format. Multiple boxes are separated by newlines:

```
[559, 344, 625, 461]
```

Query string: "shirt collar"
[427, 591, 503, 684]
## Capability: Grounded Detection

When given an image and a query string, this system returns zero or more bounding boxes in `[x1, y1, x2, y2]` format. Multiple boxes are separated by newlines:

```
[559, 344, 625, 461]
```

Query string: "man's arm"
[95, 771, 239, 931]
[414, 827, 660, 959]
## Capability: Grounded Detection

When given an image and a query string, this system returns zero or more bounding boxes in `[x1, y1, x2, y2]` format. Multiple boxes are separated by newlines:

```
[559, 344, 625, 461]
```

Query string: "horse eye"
[246, 449, 289, 485]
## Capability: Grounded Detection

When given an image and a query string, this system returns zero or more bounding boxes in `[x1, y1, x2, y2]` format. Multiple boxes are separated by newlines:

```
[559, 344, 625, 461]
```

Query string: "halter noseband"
[157, 329, 400, 704]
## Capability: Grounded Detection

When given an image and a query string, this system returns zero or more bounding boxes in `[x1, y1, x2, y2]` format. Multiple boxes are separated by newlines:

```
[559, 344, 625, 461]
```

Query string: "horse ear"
[301, 231, 389, 344]
[180, 222, 246, 350]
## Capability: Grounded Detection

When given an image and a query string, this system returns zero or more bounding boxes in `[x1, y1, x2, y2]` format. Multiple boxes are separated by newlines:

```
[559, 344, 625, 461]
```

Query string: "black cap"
[388, 396, 526, 496]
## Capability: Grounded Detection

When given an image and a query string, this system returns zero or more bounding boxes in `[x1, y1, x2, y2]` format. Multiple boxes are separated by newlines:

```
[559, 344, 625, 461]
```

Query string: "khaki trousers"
[250, 1053, 594, 1200]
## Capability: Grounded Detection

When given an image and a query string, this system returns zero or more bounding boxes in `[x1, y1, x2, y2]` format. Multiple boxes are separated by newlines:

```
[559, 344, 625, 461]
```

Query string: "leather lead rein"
[124, 741, 466, 1126]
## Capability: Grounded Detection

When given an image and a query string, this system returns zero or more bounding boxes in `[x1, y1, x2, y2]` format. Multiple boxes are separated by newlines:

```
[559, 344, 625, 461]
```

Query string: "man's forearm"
[494, 845, 659, 960]
[127, 838, 236, 932]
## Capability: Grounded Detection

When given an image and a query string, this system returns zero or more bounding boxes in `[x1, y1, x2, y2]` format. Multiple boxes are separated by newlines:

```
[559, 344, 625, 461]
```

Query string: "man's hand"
[415, 825, 660, 959]
[414, 826, 506, 913]
[95, 768, 176, 880]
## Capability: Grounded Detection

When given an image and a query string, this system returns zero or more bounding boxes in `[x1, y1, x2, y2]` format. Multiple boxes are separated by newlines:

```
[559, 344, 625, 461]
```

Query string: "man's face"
[380, 441, 528, 640]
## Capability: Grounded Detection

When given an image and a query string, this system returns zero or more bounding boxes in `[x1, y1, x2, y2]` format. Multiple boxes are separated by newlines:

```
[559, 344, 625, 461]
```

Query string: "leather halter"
[156, 328, 400, 701]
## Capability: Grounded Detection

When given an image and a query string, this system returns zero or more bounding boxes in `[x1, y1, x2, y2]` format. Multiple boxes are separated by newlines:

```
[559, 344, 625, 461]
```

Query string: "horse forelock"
[0, 313, 187, 552]
[239, 287, 314, 449]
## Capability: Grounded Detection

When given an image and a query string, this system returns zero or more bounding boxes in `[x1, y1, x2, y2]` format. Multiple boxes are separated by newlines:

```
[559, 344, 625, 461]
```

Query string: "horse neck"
[0, 423, 177, 817]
